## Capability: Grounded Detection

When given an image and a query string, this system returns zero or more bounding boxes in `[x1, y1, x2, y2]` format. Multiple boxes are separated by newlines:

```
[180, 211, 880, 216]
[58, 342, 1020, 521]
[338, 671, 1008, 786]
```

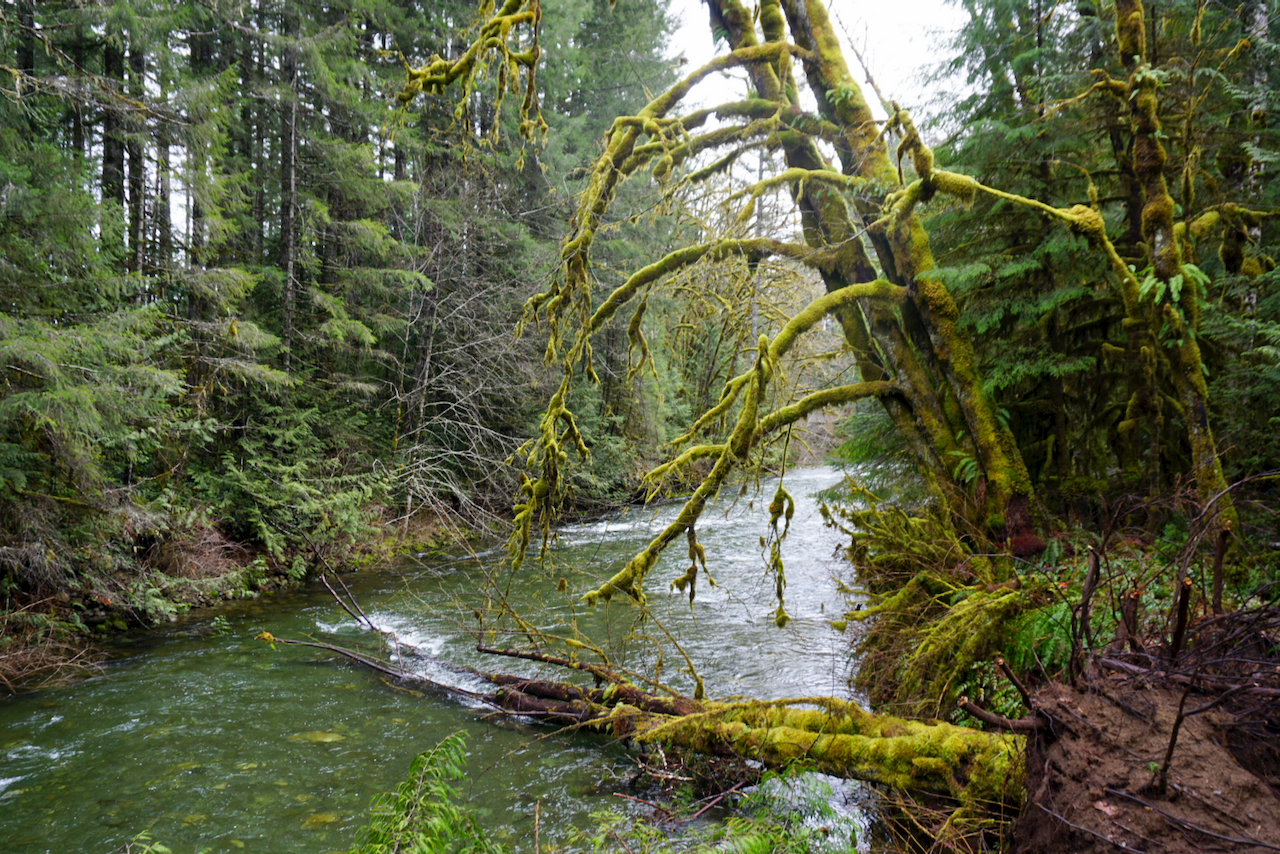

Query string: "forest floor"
[1015, 606, 1280, 854]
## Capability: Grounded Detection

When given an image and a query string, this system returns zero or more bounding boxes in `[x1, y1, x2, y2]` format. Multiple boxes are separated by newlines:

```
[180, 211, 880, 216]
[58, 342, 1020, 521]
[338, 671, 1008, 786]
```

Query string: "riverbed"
[0, 466, 865, 852]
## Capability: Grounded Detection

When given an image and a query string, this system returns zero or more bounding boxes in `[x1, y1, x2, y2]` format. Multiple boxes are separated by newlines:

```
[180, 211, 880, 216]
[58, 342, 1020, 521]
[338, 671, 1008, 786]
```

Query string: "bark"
[1117, 0, 1235, 530]
[186, 31, 209, 264]
[240, 18, 264, 260]
[16, 0, 34, 74]
[102, 35, 126, 230]
[156, 75, 173, 277]
[796, 0, 1033, 530]
[280, 6, 300, 372]
[127, 45, 147, 274]
[70, 21, 86, 159]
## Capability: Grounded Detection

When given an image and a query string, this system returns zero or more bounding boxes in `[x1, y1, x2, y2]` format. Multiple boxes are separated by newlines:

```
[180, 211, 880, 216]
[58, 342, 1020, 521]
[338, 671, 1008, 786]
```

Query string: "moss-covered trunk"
[698, 0, 1035, 535]
[478, 657, 1022, 815]
[279, 633, 1023, 818]
[1116, 0, 1235, 530]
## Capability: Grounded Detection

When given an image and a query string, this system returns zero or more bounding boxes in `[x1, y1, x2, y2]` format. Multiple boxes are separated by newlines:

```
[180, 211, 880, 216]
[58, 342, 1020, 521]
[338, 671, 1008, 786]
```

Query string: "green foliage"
[191, 395, 386, 559]
[921, 0, 1279, 513]
[1004, 599, 1074, 679]
[349, 732, 507, 854]
[0, 308, 184, 497]
[726, 772, 860, 853]
[1206, 266, 1280, 479]
[0, 0, 689, 652]
[830, 401, 931, 504]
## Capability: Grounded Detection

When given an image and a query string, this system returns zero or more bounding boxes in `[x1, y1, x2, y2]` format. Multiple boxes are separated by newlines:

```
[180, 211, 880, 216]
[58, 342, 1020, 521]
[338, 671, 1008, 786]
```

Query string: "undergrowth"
[822, 472, 1279, 727]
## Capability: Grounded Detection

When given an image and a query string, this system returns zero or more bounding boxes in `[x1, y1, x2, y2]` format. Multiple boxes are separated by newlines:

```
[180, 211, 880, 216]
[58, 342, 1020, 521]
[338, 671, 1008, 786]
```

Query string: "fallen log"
[257, 631, 1024, 817]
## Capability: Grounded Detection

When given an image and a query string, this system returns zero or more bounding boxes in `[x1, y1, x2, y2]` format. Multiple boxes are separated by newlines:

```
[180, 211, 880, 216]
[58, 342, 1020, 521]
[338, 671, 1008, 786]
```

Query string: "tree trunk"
[1116, 0, 1235, 529]
[16, 0, 34, 75]
[711, 0, 1035, 535]
[156, 65, 172, 286]
[270, 634, 1022, 817]
[186, 30, 207, 267]
[127, 44, 147, 274]
[70, 20, 87, 159]
[280, 5, 300, 372]
[102, 34, 126, 253]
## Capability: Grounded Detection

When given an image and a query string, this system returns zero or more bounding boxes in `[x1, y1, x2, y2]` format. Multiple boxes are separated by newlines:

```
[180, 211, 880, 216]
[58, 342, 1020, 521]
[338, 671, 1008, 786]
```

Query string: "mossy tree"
[923, 0, 1278, 530]
[395, 0, 1273, 738]
[461, 0, 1275, 606]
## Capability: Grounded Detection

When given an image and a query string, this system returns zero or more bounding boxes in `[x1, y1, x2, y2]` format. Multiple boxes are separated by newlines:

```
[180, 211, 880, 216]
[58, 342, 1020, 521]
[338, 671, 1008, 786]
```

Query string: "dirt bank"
[1016, 606, 1280, 854]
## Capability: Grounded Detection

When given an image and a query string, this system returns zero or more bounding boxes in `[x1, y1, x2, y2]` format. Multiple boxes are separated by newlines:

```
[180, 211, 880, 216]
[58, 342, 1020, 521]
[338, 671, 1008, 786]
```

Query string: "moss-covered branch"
[581, 280, 903, 607]
[399, 0, 545, 142]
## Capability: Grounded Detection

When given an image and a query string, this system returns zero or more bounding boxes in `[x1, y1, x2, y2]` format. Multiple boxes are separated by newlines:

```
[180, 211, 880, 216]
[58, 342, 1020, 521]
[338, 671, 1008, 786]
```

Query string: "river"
[0, 466, 866, 852]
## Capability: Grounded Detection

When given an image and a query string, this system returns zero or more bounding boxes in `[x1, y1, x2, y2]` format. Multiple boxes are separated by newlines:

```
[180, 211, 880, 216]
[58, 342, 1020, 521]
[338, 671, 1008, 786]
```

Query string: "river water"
[0, 466, 865, 853]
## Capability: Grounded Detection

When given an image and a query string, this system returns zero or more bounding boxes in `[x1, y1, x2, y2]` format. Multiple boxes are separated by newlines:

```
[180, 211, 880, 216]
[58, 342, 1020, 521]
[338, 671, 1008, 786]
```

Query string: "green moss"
[932, 170, 978, 208]
[1115, 0, 1146, 64]
[630, 693, 1020, 814]
[1066, 204, 1107, 242]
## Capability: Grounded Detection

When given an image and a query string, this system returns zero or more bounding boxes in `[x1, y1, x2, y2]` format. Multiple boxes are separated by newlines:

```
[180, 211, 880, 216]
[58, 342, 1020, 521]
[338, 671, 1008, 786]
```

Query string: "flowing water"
[0, 466, 866, 853]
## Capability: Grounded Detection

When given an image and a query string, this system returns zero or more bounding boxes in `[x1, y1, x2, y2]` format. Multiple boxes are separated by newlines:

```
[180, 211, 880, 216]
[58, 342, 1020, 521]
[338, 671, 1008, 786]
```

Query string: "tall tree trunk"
[71, 20, 87, 159]
[16, 0, 34, 75]
[186, 30, 208, 267]
[238, 18, 264, 261]
[279, 6, 300, 372]
[717, 0, 1035, 534]
[127, 44, 147, 274]
[1115, 0, 1235, 528]
[156, 65, 173, 288]
[102, 33, 127, 258]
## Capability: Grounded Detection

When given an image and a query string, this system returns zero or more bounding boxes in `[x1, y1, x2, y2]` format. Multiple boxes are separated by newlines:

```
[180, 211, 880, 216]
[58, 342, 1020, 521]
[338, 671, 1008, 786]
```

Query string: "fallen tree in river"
[263, 568, 1280, 854]
[258, 628, 1024, 845]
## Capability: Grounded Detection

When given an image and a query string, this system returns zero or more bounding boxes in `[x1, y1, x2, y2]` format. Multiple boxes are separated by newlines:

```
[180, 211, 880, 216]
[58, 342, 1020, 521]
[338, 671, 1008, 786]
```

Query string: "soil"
[1014, 606, 1280, 854]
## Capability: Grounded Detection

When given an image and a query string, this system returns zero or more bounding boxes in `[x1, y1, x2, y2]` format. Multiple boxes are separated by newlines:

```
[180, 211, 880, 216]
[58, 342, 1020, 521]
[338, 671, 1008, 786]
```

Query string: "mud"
[1015, 607, 1280, 854]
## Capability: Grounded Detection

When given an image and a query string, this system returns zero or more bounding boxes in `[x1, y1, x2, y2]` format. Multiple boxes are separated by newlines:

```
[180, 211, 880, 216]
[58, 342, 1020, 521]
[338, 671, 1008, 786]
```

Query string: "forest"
[2, 0, 1279, 850]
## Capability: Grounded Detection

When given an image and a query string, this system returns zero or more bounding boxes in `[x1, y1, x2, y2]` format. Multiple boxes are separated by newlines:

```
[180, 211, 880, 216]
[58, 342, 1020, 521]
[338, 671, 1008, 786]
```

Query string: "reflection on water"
[0, 467, 864, 852]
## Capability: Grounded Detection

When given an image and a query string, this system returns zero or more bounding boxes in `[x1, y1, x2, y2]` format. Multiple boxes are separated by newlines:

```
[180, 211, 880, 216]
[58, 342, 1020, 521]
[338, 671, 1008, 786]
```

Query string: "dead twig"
[1169, 576, 1192, 661]
[960, 697, 1044, 732]
[688, 781, 746, 821]
[1073, 547, 1102, 683]
[1036, 804, 1148, 854]
[612, 791, 673, 819]
[1155, 686, 1192, 795]
[1099, 657, 1280, 698]
[1211, 522, 1231, 616]
[1104, 788, 1280, 852]
[995, 655, 1033, 709]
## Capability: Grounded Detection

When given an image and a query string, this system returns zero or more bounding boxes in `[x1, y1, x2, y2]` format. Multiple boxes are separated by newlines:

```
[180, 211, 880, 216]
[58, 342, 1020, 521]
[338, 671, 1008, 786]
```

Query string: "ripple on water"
[0, 466, 868, 852]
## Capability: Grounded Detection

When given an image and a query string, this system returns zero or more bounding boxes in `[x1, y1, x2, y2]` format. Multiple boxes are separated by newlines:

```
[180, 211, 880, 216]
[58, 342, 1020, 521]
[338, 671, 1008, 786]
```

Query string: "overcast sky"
[671, 0, 968, 119]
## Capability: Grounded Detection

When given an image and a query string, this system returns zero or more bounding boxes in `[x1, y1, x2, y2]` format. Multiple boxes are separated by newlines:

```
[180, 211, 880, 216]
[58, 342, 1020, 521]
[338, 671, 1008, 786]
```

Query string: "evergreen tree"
[924, 0, 1280, 514]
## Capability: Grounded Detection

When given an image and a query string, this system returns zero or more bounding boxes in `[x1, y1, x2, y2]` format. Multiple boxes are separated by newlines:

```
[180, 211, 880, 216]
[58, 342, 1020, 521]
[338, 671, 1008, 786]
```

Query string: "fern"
[1005, 599, 1074, 678]
[349, 732, 507, 854]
